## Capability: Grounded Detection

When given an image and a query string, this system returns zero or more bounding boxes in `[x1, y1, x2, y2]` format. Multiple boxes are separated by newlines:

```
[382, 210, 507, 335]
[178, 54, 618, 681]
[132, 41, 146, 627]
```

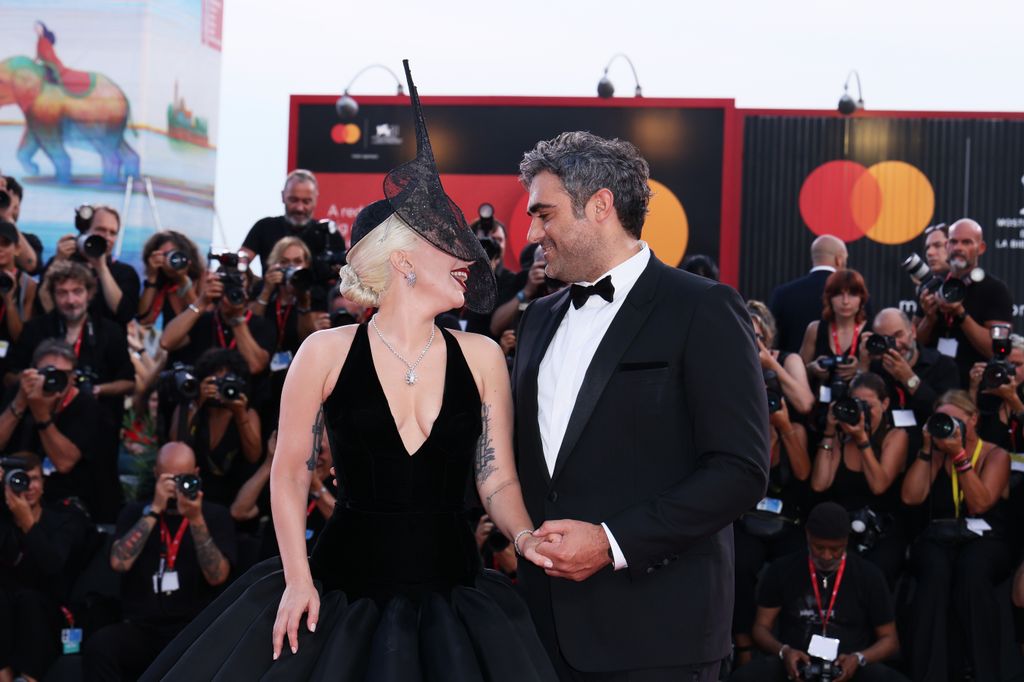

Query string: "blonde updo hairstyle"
[338, 213, 421, 307]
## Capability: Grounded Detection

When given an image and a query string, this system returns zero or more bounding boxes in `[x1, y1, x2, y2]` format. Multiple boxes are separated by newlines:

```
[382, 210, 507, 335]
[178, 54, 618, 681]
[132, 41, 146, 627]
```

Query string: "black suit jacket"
[513, 256, 770, 671]
[769, 269, 832, 354]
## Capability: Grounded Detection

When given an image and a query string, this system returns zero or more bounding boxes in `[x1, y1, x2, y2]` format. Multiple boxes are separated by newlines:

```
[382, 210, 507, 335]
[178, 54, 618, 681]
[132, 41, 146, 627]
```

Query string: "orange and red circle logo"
[331, 123, 361, 145]
[799, 160, 934, 245]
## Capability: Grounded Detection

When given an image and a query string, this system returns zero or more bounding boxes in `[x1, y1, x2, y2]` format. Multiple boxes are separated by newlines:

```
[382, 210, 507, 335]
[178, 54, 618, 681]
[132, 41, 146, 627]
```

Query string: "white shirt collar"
[574, 242, 650, 307]
[809, 265, 836, 274]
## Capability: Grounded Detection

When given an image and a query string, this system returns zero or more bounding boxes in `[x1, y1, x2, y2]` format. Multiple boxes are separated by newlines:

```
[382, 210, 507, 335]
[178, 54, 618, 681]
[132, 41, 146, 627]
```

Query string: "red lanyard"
[306, 499, 317, 517]
[158, 515, 190, 571]
[57, 386, 77, 413]
[145, 284, 178, 325]
[71, 325, 84, 358]
[214, 311, 251, 349]
[894, 386, 907, 409]
[275, 298, 293, 349]
[830, 323, 863, 356]
[808, 554, 846, 634]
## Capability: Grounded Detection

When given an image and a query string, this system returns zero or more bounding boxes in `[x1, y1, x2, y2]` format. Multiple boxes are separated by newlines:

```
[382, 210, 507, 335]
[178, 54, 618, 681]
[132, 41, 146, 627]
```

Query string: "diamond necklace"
[370, 315, 435, 386]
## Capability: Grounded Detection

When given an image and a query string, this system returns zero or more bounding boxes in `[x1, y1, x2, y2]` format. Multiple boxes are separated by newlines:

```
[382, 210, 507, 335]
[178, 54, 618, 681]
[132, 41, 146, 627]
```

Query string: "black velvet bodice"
[309, 324, 483, 599]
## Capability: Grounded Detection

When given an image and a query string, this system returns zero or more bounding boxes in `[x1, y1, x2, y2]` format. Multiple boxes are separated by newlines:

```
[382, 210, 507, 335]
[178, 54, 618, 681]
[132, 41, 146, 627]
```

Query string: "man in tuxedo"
[513, 131, 770, 681]
[769, 235, 848, 353]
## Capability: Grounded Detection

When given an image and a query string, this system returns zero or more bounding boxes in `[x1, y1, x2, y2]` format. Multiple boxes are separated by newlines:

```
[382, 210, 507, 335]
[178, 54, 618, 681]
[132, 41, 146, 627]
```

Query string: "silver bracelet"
[513, 528, 534, 556]
[187, 302, 202, 314]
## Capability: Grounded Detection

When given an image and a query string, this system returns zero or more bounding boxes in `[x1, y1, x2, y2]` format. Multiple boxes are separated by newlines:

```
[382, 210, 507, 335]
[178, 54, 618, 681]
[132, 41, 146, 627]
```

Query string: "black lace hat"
[349, 60, 495, 313]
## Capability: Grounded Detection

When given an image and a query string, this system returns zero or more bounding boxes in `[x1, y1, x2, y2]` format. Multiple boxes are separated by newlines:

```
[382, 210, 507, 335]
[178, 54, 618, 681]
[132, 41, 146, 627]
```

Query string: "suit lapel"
[523, 289, 571, 484]
[550, 258, 663, 483]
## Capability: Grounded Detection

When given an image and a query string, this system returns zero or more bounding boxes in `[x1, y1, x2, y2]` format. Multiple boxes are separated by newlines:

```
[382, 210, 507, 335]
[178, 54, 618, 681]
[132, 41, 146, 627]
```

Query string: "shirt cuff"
[601, 522, 628, 570]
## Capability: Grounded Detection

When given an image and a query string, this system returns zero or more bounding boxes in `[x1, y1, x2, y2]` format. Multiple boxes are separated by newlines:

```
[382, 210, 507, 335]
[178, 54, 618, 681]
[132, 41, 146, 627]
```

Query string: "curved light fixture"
[838, 70, 864, 115]
[597, 53, 643, 99]
[335, 64, 405, 119]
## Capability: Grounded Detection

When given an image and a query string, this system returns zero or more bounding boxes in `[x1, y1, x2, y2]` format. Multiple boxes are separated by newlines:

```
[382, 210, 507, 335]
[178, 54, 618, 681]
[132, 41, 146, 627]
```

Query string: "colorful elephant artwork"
[0, 54, 140, 185]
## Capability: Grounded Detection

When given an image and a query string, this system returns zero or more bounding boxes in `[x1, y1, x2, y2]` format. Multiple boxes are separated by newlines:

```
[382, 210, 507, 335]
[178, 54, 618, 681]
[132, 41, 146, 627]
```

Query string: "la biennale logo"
[799, 160, 935, 245]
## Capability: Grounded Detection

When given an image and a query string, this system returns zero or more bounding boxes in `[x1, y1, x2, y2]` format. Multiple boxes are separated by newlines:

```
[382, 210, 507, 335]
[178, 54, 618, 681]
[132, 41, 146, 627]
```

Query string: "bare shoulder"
[291, 324, 361, 401]
[448, 328, 503, 367]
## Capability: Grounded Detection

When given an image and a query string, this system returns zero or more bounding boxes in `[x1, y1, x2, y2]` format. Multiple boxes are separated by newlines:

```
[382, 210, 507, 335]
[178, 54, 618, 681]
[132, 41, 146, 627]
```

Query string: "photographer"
[0, 220, 37, 380]
[0, 340, 104, 518]
[900, 390, 1011, 682]
[922, 223, 949, 278]
[250, 236, 328, 353]
[730, 502, 904, 682]
[138, 230, 203, 326]
[751, 300, 815, 415]
[85, 442, 236, 681]
[490, 243, 565, 338]
[860, 308, 960, 430]
[915, 219, 1014, 386]
[0, 177, 40, 274]
[0, 452, 94, 682]
[811, 373, 909, 586]
[801, 270, 870, 392]
[170, 349, 261, 508]
[969, 332, 1024, 455]
[43, 205, 140, 327]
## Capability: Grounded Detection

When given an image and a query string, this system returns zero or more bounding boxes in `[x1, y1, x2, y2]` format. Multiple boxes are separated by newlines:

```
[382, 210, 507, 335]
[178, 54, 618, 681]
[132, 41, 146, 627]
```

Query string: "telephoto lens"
[77, 233, 107, 259]
[938, 277, 967, 305]
[925, 412, 964, 441]
[167, 251, 190, 271]
[284, 266, 314, 292]
[174, 474, 202, 501]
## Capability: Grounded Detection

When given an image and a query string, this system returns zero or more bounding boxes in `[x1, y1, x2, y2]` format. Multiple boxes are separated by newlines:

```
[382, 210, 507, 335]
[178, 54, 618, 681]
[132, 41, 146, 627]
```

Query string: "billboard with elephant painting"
[0, 0, 222, 269]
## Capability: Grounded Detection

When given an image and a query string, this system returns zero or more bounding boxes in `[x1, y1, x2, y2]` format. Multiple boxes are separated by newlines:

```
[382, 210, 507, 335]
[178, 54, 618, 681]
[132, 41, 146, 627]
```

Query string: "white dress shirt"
[536, 243, 650, 570]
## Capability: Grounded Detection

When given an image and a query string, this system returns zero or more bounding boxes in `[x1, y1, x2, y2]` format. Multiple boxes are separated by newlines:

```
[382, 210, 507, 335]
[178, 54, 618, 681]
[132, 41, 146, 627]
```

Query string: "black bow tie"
[570, 276, 615, 310]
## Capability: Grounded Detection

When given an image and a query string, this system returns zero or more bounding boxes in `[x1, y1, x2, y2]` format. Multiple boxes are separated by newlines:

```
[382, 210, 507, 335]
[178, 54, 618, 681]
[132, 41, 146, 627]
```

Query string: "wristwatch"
[906, 375, 921, 391]
[142, 504, 159, 520]
[855, 652, 867, 667]
[228, 316, 247, 327]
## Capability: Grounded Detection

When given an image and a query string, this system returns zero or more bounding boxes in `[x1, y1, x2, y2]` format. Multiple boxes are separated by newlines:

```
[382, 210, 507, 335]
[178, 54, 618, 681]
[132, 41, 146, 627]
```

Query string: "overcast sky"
[213, 0, 1022, 249]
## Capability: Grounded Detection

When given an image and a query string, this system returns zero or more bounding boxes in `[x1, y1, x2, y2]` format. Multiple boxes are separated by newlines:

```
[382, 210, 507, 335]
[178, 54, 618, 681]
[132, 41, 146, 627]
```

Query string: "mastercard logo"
[331, 123, 361, 145]
[799, 160, 935, 245]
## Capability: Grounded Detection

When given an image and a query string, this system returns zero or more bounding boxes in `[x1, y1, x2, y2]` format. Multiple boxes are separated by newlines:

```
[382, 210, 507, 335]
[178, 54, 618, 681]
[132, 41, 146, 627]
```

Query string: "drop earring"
[405, 271, 417, 287]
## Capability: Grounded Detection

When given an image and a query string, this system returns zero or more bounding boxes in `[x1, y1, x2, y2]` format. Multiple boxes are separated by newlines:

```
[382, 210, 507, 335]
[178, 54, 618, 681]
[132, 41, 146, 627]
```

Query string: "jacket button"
[547, 491, 558, 503]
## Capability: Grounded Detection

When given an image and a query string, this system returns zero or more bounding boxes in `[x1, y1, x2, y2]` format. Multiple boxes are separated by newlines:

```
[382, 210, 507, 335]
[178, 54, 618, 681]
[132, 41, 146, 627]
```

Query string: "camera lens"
[832, 397, 862, 425]
[167, 251, 189, 270]
[939, 277, 967, 304]
[925, 413, 959, 440]
[4, 469, 29, 493]
[41, 366, 69, 394]
[77, 234, 107, 259]
[901, 253, 931, 281]
[982, 363, 1011, 389]
[0, 272, 14, 296]
[285, 267, 314, 292]
[175, 474, 201, 500]
[865, 334, 892, 357]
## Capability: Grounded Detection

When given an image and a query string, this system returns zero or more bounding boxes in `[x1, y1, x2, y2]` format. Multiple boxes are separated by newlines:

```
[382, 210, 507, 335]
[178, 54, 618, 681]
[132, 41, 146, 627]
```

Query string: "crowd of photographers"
[0, 167, 1022, 681]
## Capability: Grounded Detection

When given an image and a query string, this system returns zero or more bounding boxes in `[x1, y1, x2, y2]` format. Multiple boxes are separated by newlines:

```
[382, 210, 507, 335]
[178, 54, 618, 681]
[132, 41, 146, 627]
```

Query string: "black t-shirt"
[0, 501, 94, 602]
[757, 550, 894, 654]
[243, 216, 308, 271]
[9, 311, 133, 387]
[927, 273, 1014, 385]
[116, 501, 237, 629]
[870, 345, 961, 426]
[0, 386, 104, 515]
[37, 256, 141, 327]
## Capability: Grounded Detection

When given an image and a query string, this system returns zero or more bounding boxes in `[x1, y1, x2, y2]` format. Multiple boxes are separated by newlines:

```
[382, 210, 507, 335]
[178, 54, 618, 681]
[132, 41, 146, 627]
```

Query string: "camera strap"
[145, 284, 179, 325]
[808, 553, 846, 634]
[214, 311, 252, 350]
[158, 514, 190, 572]
[831, 323, 863, 357]
[951, 439, 984, 518]
[275, 298, 293, 349]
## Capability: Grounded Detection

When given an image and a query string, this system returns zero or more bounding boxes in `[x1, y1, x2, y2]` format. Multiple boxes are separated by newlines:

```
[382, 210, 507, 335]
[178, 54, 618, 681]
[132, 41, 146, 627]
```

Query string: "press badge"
[966, 517, 992, 537]
[0, 340, 9, 358]
[892, 409, 917, 428]
[938, 337, 959, 358]
[61, 627, 83, 655]
[270, 351, 294, 372]
[819, 385, 832, 403]
[756, 498, 784, 515]
[808, 634, 840, 661]
[41, 457, 56, 477]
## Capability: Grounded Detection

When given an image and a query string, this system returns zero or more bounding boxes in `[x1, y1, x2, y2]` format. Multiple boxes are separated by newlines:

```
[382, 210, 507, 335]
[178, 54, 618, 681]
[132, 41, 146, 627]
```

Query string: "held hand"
[197, 376, 218, 407]
[833, 654, 858, 682]
[769, 400, 791, 430]
[937, 300, 966, 318]
[145, 251, 164, 281]
[311, 312, 331, 331]
[533, 519, 611, 581]
[272, 580, 320, 660]
[921, 429, 933, 456]
[919, 291, 939, 318]
[474, 515, 495, 551]
[835, 357, 859, 381]
[881, 349, 914, 384]
[757, 338, 777, 370]
[4, 484, 30, 520]
[809, 357, 830, 381]
[968, 362, 985, 391]
[200, 272, 223, 306]
[783, 647, 811, 680]
[499, 329, 516, 356]
[838, 411, 867, 443]
[523, 262, 546, 298]
[177, 489, 204, 521]
[228, 393, 250, 415]
[151, 473, 176, 514]
[55, 235, 77, 261]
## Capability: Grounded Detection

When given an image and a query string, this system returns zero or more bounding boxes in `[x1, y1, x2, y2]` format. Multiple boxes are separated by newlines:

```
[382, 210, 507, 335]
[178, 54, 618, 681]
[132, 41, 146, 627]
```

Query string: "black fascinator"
[349, 60, 496, 314]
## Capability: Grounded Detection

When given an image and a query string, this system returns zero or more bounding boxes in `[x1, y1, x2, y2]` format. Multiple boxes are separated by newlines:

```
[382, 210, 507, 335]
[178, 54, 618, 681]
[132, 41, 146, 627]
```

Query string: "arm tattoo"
[111, 516, 156, 567]
[190, 522, 229, 585]
[474, 403, 498, 483]
[307, 405, 325, 471]
[484, 478, 518, 509]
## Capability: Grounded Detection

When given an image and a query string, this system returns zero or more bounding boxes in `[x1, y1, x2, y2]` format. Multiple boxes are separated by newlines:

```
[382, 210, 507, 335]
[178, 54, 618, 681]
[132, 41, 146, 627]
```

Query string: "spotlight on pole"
[838, 70, 864, 116]
[335, 64, 405, 120]
[597, 53, 643, 99]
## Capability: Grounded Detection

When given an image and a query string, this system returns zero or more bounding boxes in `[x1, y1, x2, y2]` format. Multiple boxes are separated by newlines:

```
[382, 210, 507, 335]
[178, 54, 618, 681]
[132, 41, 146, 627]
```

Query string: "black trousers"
[0, 586, 63, 679]
[83, 621, 179, 682]
[728, 657, 908, 682]
[732, 521, 805, 635]
[907, 535, 1011, 682]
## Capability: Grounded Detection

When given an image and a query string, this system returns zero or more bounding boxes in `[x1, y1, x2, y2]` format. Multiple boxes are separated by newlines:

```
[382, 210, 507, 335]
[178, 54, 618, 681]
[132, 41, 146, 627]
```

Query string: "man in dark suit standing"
[513, 131, 770, 681]
[769, 235, 848, 353]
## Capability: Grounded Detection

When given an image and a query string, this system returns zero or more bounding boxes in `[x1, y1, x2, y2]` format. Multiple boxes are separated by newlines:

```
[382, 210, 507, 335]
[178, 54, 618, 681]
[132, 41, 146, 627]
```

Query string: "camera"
[850, 507, 884, 552]
[818, 355, 852, 372]
[214, 373, 246, 402]
[477, 203, 496, 233]
[301, 220, 347, 286]
[38, 365, 69, 394]
[74, 205, 94, 233]
[158, 362, 198, 401]
[764, 369, 784, 413]
[174, 473, 201, 501]
[902, 253, 966, 304]
[283, 266, 314, 292]
[208, 250, 248, 306]
[77, 233, 107, 259]
[981, 324, 1015, 390]
[0, 456, 30, 494]
[330, 309, 358, 328]
[925, 412, 965, 442]
[479, 236, 501, 262]
[166, 250, 190, 271]
[798, 657, 841, 682]
[832, 396, 871, 429]
[865, 334, 897, 357]
[0, 272, 14, 296]
[73, 366, 100, 390]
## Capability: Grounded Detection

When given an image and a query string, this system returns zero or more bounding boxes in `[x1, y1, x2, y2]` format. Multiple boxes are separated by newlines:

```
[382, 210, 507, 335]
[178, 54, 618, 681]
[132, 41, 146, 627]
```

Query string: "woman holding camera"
[169, 348, 262, 508]
[811, 372, 909, 585]
[138, 231, 203, 326]
[732, 302, 814, 667]
[250, 237, 326, 359]
[801, 269, 871, 393]
[901, 390, 1010, 682]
